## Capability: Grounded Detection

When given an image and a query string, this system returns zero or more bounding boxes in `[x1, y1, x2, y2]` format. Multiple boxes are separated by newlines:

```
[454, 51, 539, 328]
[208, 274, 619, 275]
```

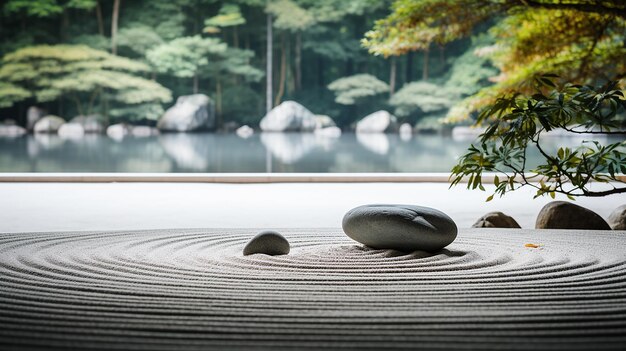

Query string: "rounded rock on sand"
[535, 201, 610, 230]
[608, 205, 626, 230]
[243, 231, 290, 256]
[472, 211, 521, 228]
[342, 204, 457, 252]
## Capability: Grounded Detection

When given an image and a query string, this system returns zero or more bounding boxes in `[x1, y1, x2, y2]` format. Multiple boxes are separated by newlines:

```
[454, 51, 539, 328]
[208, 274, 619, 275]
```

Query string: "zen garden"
[0, 1, 625, 350]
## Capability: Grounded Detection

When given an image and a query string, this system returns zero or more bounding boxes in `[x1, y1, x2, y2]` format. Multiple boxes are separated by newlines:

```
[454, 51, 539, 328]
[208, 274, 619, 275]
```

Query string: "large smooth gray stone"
[535, 201, 610, 230]
[342, 204, 457, 252]
[243, 231, 290, 256]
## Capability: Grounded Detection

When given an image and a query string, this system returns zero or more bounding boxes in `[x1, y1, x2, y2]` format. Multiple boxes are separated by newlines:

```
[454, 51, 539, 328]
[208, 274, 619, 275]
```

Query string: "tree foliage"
[147, 36, 227, 82]
[450, 75, 626, 199]
[204, 4, 246, 33]
[364, 0, 626, 120]
[390, 81, 456, 118]
[328, 74, 389, 105]
[0, 44, 171, 116]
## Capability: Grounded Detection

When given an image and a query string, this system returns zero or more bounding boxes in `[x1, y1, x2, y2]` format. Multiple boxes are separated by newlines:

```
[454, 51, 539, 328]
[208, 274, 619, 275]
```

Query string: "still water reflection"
[0, 132, 618, 173]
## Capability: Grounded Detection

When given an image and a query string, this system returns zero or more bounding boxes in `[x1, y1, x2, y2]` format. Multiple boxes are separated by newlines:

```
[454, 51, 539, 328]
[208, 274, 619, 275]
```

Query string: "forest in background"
[0, 0, 497, 130]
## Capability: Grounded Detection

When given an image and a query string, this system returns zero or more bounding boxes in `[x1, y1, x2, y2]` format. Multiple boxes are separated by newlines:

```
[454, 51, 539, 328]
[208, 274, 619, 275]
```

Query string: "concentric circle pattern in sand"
[1, 228, 626, 350]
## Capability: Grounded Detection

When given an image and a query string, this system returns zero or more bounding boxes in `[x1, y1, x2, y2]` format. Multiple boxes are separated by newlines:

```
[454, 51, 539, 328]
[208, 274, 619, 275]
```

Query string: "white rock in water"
[106, 123, 131, 141]
[34, 115, 65, 134]
[0, 125, 27, 137]
[158, 94, 214, 132]
[132, 126, 159, 137]
[260, 101, 316, 132]
[342, 204, 457, 252]
[399, 123, 412, 135]
[314, 114, 336, 129]
[356, 110, 398, 133]
[236, 125, 254, 139]
[27, 106, 46, 130]
[58, 123, 85, 139]
[70, 115, 105, 133]
[314, 126, 341, 138]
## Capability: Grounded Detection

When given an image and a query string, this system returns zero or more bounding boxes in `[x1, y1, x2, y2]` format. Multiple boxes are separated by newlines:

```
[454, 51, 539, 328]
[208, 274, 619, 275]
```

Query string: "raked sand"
[1, 228, 626, 350]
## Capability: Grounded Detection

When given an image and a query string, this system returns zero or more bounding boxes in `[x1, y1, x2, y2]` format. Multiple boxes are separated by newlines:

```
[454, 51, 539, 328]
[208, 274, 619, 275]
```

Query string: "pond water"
[0, 132, 620, 173]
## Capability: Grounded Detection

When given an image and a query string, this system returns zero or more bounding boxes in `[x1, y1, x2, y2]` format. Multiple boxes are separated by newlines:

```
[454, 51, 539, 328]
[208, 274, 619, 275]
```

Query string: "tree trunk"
[389, 56, 397, 97]
[96, 1, 104, 36]
[274, 33, 287, 107]
[193, 73, 198, 94]
[60, 8, 69, 42]
[266, 13, 273, 113]
[233, 26, 239, 48]
[422, 46, 430, 81]
[216, 77, 222, 128]
[295, 32, 302, 91]
[439, 44, 445, 63]
[111, 0, 121, 55]
[317, 57, 325, 87]
[406, 51, 414, 83]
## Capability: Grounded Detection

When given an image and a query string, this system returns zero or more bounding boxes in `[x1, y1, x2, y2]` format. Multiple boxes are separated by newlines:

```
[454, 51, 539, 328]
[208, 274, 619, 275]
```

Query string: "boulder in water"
[259, 101, 316, 132]
[58, 123, 85, 139]
[27, 106, 46, 131]
[355, 111, 398, 133]
[158, 94, 215, 132]
[34, 115, 65, 134]
[314, 114, 336, 129]
[0, 124, 26, 137]
[236, 125, 254, 139]
[106, 123, 132, 141]
[71, 115, 105, 133]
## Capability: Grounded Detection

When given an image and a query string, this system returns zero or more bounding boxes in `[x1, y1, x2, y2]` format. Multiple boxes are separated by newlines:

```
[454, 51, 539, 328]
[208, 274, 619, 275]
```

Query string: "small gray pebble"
[243, 231, 290, 256]
[342, 204, 457, 252]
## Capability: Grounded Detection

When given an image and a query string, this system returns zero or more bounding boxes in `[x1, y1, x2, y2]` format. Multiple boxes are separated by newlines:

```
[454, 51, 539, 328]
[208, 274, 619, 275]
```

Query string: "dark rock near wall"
[535, 201, 611, 230]
[472, 211, 521, 228]
[608, 205, 626, 230]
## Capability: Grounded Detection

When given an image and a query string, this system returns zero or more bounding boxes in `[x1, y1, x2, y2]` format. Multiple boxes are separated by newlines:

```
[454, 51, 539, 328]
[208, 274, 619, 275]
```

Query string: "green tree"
[364, 0, 626, 121]
[389, 81, 456, 119]
[0, 44, 171, 119]
[204, 3, 246, 47]
[450, 76, 626, 199]
[146, 35, 227, 94]
[328, 74, 389, 105]
[266, 0, 315, 104]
